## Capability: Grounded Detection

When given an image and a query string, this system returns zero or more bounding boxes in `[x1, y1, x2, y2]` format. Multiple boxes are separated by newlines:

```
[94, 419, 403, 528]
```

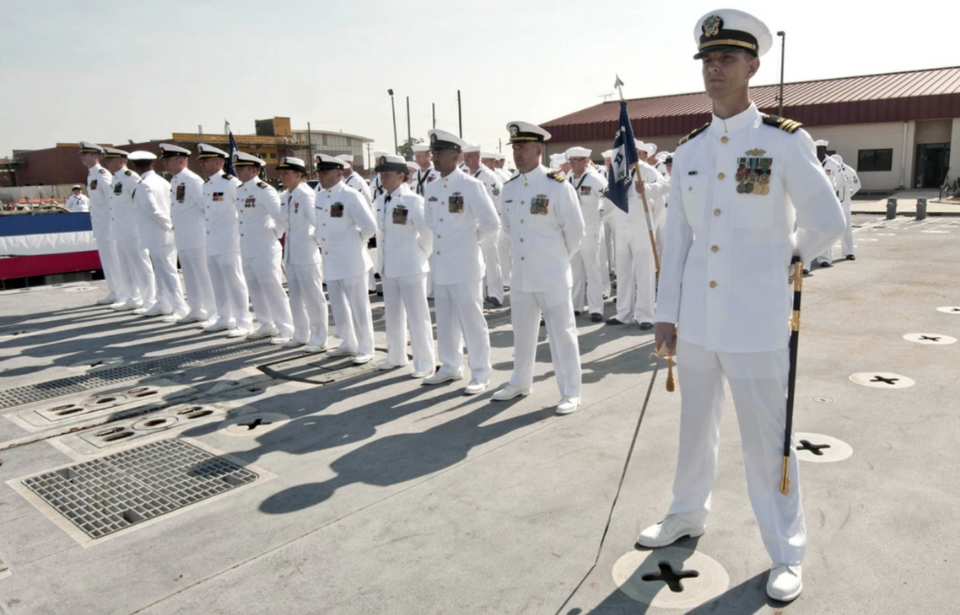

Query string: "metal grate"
[22, 439, 258, 539]
[0, 339, 274, 410]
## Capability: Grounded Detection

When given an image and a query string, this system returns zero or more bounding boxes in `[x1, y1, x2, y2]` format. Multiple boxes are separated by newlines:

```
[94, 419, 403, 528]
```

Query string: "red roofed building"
[542, 66, 960, 191]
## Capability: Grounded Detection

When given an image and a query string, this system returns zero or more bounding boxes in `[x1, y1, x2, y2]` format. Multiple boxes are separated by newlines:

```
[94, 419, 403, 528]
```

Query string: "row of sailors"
[76, 121, 668, 415]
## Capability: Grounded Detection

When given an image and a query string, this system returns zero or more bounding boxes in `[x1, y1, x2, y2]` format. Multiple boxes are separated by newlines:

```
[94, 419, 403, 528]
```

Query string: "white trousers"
[382, 272, 435, 373]
[815, 198, 854, 265]
[602, 219, 615, 296]
[434, 279, 491, 381]
[367, 247, 378, 292]
[509, 288, 581, 398]
[286, 261, 328, 346]
[668, 339, 806, 565]
[614, 227, 656, 324]
[148, 244, 187, 315]
[96, 237, 121, 298]
[207, 251, 251, 329]
[178, 247, 216, 319]
[327, 273, 374, 355]
[480, 232, 504, 302]
[116, 238, 155, 306]
[571, 224, 605, 315]
[498, 227, 512, 288]
[242, 252, 293, 336]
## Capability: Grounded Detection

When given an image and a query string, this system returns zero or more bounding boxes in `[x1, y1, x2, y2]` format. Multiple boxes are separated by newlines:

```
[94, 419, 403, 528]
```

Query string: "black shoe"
[540, 318, 546, 327]
[377, 291, 383, 296]
[639, 322, 654, 331]
[574, 311, 581, 316]
[591, 313, 603, 323]
[486, 297, 502, 308]
[802, 269, 810, 275]
[846, 254, 856, 261]
[605, 317, 626, 326]
[819, 262, 833, 268]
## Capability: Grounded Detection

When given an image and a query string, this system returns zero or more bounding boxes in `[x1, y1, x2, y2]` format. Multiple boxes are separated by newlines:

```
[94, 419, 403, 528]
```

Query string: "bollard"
[886, 198, 897, 220]
[916, 198, 927, 220]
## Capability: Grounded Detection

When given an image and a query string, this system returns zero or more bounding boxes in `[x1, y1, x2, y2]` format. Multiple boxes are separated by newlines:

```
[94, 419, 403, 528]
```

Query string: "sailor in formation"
[78, 142, 121, 306]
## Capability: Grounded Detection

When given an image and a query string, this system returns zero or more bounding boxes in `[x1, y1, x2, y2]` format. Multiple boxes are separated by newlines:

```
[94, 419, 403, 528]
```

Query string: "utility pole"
[406, 96, 411, 143]
[498, 138, 501, 153]
[432, 103, 436, 129]
[306, 122, 313, 174]
[366, 143, 372, 174]
[388, 88, 398, 154]
[777, 31, 786, 116]
[457, 90, 463, 138]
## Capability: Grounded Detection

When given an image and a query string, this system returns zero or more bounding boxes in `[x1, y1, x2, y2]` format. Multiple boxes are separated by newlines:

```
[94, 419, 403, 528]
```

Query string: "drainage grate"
[0, 339, 275, 410]
[22, 439, 257, 539]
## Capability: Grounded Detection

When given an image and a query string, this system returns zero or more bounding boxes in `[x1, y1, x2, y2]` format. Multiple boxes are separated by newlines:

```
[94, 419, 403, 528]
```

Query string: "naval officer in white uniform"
[65, 185, 89, 212]
[160, 143, 217, 324]
[565, 146, 608, 322]
[463, 143, 505, 307]
[197, 143, 252, 337]
[314, 154, 378, 364]
[492, 122, 585, 415]
[421, 129, 499, 395]
[372, 154, 436, 378]
[78, 142, 121, 306]
[636, 9, 846, 602]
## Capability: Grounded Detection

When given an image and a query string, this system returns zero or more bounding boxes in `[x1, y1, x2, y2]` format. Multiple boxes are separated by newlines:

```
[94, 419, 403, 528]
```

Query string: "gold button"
[521, 200, 525, 204]
[520, 219, 524, 224]
[321, 238, 325, 241]
[322, 223, 326, 226]
[439, 218, 444, 222]
[717, 173, 725, 180]
[721, 136, 729, 144]
[521, 256, 525, 261]
[711, 245, 719, 253]
[206, 230, 210, 234]
[709, 281, 717, 288]
[325, 251, 329, 255]
[523, 183, 528, 187]
[520, 238, 524, 242]
[437, 234, 441, 239]
[436, 250, 441, 255]
[714, 209, 721, 216]
[240, 233, 244, 237]
[688, 187, 692, 191]
[239, 221, 243, 224]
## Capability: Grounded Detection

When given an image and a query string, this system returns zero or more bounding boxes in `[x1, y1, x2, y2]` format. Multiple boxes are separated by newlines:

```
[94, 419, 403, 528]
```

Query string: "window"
[858, 148, 893, 172]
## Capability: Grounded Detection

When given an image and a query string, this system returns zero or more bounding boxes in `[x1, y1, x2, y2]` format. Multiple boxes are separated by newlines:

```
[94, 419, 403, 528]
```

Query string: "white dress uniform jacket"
[110, 168, 143, 241]
[502, 165, 585, 292]
[283, 184, 322, 266]
[374, 182, 431, 279]
[169, 168, 207, 251]
[202, 171, 243, 256]
[314, 180, 377, 280]
[237, 178, 283, 258]
[422, 168, 499, 285]
[344, 172, 373, 206]
[87, 164, 114, 239]
[66, 193, 90, 213]
[132, 170, 174, 250]
[414, 165, 441, 196]
[657, 103, 845, 353]
[569, 169, 608, 229]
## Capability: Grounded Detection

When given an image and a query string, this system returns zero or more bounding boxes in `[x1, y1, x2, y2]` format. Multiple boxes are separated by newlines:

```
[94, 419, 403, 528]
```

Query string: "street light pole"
[388, 88, 399, 154]
[406, 96, 411, 143]
[777, 31, 786, 117]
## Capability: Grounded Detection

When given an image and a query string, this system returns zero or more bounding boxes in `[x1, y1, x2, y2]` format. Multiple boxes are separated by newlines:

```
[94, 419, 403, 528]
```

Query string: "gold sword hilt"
[780, 456, 791, 494]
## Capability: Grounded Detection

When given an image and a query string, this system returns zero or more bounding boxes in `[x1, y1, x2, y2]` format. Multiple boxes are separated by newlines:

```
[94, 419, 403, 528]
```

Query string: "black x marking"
[870, 375, 899, 385]
[919, 336, 941, 342]
[238, 418, 272, 431]
[641, 561, 700, 593]
[797, 440, 832, 456]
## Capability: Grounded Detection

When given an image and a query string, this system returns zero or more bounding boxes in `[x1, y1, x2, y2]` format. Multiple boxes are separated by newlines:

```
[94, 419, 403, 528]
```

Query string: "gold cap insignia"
[702, 15, 723, 37]
[430, 134, 437, 144]
[509, 125, 519, 137]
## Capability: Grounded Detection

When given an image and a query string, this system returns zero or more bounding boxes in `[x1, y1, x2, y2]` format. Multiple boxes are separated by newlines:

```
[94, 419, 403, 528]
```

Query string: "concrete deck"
[0, 214, 958, 614]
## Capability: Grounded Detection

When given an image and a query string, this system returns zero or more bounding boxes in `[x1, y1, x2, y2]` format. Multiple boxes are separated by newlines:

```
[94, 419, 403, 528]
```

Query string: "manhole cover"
[68, 357, 125, 371]
[903, 333, 957, 345]
[612, 547, 729, 609]
[259, 349, 387, 384]
[82, 394, 128, 409]
[812, 396, 835, 404]
[849, 372, 915, 389]
[936, 307, 960, 315]
[20, 439, 258, 540]
[132, 416, 179, 431]
[794, 432, 853, 463]
[221, 412, 290, 437]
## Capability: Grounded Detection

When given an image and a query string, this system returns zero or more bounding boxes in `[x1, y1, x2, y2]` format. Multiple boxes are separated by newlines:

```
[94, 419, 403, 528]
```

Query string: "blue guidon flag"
[606, 100, 639, 213]
[225, 120, 239, 176]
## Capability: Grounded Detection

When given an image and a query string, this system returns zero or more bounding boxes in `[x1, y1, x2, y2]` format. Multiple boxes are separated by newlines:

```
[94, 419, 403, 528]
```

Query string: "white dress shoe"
[326, 347, 357, 357]
[96, 294, 117, 305]
[410, 370, 433, 379]
[203, 321, 232, 332]
[246, 326, 279, 340]
[353, 354, 374, 365]
[422, 371, 463, 385]
[282, 339, 306, 348]
[226, 327, 250, 338]
[141, 305, 166, 317]
[767, 564, 802, 602]
[303, 344, 327, 353]
[463, 379, 488, 395]
[376, 361, 404, 371]
[162, 311, 188, 323]
[635, 514, 706, 549]
[109, 300, 127, 309]
[492, 384, 532, 401]
[133, 307, 148, 315]
[113, 300, 140, 312]
[176, 313, 206, 325]
[556, 396, 581, 415]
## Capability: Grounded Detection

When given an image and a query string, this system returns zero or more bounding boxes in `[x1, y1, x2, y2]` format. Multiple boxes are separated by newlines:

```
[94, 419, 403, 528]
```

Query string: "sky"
[2, 0, 957, 168]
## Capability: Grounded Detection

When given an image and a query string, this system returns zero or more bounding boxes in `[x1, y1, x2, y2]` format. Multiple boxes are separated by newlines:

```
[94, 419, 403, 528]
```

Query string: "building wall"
[806, 122, 919, 191]
[950, 120, 960, 183]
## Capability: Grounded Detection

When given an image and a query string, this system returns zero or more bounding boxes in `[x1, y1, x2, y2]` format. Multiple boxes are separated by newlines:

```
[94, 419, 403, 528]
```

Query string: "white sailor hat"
[335, 154, 353, 168]
[693, 9, 772, 60]
[374, 153, 408, 173]
[495, 153, 506, 161]
[506, 121, 550, 144]
[314, 153, 347, 171]
[412, 143, 431, 153]
[233, 151, 265, 167]
[159, 143, 192, 158]
[565, 146, 592, 159]
[480, 151, 499, 160]
[103, 147, 129, 159]
[197, 143, 229, 159]
[427, 129, 467, 153]
[372, 150, 389, 159]
[78, 141, 104, 154]
[635, 141, 656, 156]
[601, 149, 616, 158]
[71, 184, 82, 190]
[656, 151, 670, 162]
[406, 161, 419, 171]
[814, 139, 830, 147]
[829, 154, 844, 166]
[276, 156, 307, 173]
[128, 150, 156, 162]
[462, 143, 481, 154]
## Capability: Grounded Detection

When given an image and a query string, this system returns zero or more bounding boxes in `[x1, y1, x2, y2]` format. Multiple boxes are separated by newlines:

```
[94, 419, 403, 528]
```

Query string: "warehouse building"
[542, 66, 960, 192]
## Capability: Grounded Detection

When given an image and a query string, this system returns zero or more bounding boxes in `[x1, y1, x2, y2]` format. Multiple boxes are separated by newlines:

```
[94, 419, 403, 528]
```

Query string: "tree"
[398, 137, 423, 161]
